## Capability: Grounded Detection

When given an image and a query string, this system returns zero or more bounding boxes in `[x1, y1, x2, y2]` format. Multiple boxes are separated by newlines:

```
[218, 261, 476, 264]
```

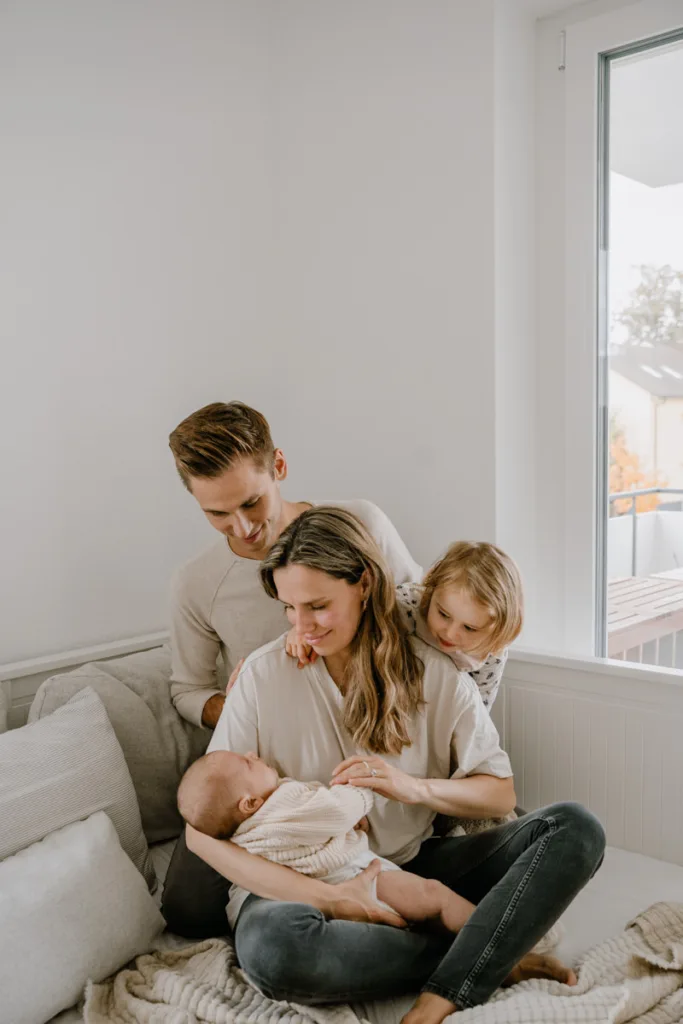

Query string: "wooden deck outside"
[608, 575, 683, 661]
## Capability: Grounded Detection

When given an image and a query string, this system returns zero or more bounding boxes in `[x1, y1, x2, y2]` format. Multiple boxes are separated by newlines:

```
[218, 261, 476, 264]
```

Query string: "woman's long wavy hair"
[260, 507, 424, 756]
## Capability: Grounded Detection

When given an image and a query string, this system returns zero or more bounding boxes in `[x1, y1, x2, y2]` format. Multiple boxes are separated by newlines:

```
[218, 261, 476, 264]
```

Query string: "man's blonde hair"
[421, 542, 523, 657]
[260, 506, 424, 757]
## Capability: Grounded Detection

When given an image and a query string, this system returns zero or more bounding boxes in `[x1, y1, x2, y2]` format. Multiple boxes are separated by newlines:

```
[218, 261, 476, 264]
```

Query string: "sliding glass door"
[601, 34, 683, 667]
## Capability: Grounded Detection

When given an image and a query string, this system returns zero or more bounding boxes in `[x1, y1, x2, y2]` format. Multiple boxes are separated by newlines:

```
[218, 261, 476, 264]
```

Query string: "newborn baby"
[177, 749, 475, 935]
[177, 750, 577, 994]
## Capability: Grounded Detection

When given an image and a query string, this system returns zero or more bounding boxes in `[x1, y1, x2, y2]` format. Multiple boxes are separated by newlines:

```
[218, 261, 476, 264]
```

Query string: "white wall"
[607, 510, 657, 578]
[494, 0, 539, 637]
[0, 0, 271, 663]
[656, 399, 683, 490]
[653, 511, 683, 573]
[1, 0, 552, 666]
[270, 0, 498, 567]
[608, 509, 683, 580]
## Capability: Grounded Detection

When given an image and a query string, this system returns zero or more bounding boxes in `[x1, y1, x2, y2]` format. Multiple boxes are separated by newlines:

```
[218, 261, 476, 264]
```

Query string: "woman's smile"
[305, 629, 332, 646]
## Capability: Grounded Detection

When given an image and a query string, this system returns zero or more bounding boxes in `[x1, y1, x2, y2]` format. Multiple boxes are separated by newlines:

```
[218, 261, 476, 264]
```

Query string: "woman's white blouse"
[208, 634, 512, 866]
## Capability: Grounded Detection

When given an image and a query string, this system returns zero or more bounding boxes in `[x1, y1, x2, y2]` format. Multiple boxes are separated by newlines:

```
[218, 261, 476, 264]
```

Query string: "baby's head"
[178, 750, 279, 839]
[421, 541, 523, 659]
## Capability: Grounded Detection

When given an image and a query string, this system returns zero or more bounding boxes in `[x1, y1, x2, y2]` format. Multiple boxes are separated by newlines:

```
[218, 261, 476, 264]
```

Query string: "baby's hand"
[285, 627, 318, 669]
[354, 816, 370, 833]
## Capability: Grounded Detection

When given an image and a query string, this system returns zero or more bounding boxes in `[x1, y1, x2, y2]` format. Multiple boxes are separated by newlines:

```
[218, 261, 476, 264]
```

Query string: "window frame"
[556, 0, 683, 658]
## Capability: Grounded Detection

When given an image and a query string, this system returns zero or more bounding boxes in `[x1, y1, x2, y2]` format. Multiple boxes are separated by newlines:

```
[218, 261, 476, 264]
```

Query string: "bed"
[49, 840, 683, 1024]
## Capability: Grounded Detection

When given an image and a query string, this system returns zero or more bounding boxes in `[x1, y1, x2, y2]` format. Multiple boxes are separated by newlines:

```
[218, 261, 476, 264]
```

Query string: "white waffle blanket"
[84, 901, 683, 1024]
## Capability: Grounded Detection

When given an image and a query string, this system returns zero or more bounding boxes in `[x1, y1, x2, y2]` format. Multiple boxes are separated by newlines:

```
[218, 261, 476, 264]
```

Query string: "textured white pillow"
[0, 811, 164, 1024]
[29, 647, 209, 844]
[0, 686, 154, 887]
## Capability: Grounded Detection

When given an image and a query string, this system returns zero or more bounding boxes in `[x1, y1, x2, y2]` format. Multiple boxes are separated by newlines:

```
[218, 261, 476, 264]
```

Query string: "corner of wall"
[493, 1, 540, 641]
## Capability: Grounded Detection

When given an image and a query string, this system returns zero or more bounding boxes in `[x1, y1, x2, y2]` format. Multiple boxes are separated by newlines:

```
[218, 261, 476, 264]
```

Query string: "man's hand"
[201, 693, 225, 729]
[200, 659, 245, 729]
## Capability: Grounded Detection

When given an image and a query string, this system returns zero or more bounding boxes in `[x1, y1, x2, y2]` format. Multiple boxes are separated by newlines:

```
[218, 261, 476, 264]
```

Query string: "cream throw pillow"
[0, 811, 164, 1024]
[0, 686, 154, 887]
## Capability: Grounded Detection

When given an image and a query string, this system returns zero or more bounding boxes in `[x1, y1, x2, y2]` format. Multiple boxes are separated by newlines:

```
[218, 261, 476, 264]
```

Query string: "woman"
[187, 507, 604, 1021]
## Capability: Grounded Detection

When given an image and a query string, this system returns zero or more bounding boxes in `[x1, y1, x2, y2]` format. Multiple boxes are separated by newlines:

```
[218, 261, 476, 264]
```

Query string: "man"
[162, 400, 421, 934]
[168, 401, 422, 730]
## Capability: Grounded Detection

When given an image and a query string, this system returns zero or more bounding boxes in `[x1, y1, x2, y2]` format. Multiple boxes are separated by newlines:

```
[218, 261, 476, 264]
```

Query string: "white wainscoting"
[0, 632, 168, 730]
[495, 649, 683, 867]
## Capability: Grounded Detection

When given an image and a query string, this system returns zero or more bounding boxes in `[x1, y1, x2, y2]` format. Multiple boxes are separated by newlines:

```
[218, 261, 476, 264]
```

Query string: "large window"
[548, 0, 683, 664]
[601, 36, 683, 667]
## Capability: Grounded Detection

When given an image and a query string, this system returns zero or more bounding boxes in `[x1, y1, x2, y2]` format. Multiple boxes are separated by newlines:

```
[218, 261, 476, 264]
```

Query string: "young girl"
[286, 540, 523, 713]
[396, 541, 523, 711]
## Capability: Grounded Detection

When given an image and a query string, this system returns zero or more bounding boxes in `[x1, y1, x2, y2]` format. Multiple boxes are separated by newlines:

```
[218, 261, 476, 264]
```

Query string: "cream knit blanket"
[84, 937, 364, 1024]
[83, 901, 683, 1024]
[231, 779, 374, 878]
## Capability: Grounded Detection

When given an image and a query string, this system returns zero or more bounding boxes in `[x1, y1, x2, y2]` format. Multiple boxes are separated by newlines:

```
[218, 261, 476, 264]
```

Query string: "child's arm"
[285, 627, 318, 668]
[468, 650, 508, 710]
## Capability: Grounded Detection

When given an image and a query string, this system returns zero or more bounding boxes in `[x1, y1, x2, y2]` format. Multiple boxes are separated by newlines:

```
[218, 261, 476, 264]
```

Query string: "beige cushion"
[29, 646, 209, 843]
[0, 686, 154, 886]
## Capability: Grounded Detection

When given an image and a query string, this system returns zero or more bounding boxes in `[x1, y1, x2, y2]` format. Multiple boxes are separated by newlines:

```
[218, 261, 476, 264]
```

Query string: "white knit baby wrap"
[231, 779, 374, 878]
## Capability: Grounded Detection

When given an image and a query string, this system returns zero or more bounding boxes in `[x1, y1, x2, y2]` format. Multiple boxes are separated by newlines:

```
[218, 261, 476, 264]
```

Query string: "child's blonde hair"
[420, 541, 523, 657]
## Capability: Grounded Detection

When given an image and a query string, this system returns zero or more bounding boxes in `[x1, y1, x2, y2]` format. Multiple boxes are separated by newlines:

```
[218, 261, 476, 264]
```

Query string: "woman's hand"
[331, 755, 425, 805]
[226, 658, 245, 695]
[322, 860, 406, 928]
[285, 627, 318, 669]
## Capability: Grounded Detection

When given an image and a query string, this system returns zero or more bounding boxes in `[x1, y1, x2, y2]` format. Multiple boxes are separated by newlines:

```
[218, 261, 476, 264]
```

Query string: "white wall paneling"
[497, 649, 683, 865]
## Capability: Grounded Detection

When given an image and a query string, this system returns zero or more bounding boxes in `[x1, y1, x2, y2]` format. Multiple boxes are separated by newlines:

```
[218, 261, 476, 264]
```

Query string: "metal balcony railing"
[609, 487, 683, 577]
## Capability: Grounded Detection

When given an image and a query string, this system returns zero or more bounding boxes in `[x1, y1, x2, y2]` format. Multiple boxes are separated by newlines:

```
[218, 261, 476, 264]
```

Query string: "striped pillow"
[0, 686, 154, 888]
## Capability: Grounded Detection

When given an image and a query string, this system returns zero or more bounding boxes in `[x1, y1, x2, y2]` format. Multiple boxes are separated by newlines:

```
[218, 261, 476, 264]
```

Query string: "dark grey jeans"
[161, 828, 233, 938]
[233, 802, 605, 1010]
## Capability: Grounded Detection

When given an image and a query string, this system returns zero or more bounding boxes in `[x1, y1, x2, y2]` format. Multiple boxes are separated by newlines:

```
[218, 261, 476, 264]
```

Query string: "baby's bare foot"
[504, 953, 577, 988]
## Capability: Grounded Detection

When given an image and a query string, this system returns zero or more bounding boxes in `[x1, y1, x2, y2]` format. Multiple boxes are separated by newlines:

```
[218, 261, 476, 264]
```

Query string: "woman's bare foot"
[401, 992, 457, 1024]
[503, 952, 578, 988]
[399, 954, 577, 1024]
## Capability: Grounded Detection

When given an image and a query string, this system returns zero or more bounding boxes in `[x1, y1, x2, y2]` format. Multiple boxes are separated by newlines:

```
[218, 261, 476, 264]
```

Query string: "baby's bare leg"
[376, 870, 475, 933]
